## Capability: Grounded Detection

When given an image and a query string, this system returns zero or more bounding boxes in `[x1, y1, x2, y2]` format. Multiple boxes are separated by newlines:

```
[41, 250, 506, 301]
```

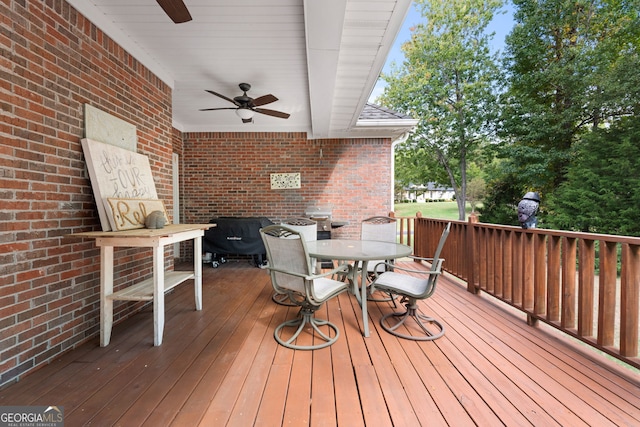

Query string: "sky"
[368, 1, 515, 102]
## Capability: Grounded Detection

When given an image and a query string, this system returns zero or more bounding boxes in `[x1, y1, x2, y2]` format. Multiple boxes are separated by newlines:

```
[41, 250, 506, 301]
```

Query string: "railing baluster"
[486, 228, 495, 293]
[562, 237, 577, 330]
[547, 235, 561, 322]
[503, 230, 513, 301]
[494, 229, 504, 298]
[620, 243, 639, 357]
[513, 232, 523, 306]
[523, 233, 535, 313]
[467, 215, 478, 293]
[534, 234, 547, 319]
[598, 241, 618, 347]
[578, 239, 595, 338]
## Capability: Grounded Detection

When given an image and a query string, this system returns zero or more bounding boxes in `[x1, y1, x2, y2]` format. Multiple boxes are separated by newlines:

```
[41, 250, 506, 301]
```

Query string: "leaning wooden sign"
[81, 138, 162, 231]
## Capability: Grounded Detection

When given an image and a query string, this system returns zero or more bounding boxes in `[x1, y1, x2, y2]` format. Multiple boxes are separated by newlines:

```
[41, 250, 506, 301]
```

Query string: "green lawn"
[393, 201, 475, 220]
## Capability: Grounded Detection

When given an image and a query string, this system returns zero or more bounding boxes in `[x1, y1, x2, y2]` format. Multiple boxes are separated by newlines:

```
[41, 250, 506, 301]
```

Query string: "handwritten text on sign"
[99, 149, 153, 198]
[106, 198, 168, 231]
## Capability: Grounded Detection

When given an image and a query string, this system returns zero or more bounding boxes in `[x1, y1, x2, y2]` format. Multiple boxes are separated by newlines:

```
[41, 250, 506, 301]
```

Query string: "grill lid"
[305, 206, 332, 219]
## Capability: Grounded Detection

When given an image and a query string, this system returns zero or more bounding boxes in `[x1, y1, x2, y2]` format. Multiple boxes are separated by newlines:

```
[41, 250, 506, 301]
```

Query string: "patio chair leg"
[380, 300, 445, 341]
[272, 292, 297, 306]
[274, 307, 340, 350]
[366, 286, 397, 307]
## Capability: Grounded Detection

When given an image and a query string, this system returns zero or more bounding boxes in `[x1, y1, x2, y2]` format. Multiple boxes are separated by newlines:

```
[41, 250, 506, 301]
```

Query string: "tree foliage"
[480, 0, 640, 230]
[381, 0, 504, 220]
[547, 117, 640, 235]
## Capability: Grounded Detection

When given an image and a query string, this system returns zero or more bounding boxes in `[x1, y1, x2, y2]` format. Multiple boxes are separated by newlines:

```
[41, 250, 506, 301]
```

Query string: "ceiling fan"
[156, 0, 192, 24]
[200, 83, 291, 123]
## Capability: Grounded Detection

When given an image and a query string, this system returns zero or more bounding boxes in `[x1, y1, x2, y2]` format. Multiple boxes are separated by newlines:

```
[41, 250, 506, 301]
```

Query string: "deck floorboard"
[1, 260, 638, 426]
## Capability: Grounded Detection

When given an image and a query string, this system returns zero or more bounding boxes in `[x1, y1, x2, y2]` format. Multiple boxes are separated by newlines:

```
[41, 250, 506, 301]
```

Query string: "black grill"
[203, 217, 273, 267]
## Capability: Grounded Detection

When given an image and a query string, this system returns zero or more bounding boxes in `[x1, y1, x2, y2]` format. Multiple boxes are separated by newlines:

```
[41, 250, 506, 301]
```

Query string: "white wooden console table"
[68, 224, 213, 347]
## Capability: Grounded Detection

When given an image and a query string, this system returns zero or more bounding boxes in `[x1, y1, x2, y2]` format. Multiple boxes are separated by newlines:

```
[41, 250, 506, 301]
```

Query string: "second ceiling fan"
[200, 83, 291, 123]
[156, 0, 192, 24]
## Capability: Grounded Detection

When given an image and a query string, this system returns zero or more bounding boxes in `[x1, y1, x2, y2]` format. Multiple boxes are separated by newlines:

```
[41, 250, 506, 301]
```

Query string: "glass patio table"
[305, 239, 412, 337]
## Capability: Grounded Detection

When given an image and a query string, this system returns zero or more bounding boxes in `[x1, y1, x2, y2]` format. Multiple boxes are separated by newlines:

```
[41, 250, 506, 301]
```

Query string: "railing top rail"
[466, 222, 640, 244]
[408, 215, 640, 245]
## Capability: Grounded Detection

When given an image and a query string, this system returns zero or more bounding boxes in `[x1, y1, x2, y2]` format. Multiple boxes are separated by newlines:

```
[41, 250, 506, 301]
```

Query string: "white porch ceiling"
[65, 0, 413, 139]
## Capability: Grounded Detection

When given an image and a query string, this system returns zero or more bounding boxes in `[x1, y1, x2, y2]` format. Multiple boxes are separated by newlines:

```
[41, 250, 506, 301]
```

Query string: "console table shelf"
[108, 271, 196, 301]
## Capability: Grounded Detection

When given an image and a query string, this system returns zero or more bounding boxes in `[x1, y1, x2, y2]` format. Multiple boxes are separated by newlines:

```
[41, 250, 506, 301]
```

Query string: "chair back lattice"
[281, 218, 317, 242]
[361, 216, 397, 243]
[361, 216, 398, 273]
[260, 225, 312, 295]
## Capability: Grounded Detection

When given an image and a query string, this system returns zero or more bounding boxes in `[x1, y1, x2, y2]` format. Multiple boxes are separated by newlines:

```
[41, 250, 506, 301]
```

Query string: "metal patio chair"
[370, 222, 451, 341]
[271, 218, 318, 306]
[361, 216, 398, 304]
[260, 225, 351, 350]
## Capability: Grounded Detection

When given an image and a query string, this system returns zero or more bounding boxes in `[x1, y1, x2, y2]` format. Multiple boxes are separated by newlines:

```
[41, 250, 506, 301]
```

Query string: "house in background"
[0, 0, 416, 387]
[403, 183, 456, 202]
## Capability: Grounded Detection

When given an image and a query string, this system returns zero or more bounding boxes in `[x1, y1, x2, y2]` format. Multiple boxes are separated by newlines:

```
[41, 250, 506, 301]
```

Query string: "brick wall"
[181, 132, 393, 239]
[0, 0, 174, 387]
[0, 0, 395, 388]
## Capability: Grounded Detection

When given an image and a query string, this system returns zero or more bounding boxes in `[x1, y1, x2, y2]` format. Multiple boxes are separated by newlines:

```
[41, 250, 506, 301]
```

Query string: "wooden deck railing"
[394, 213, 640, 370]
[388, 211, 418, 246]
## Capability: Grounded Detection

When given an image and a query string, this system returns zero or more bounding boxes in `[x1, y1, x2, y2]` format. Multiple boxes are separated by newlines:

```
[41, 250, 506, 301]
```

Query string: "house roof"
[354, 103, 419, 139]
[360, 103, 413, 121]
[65, 0, 417, 140]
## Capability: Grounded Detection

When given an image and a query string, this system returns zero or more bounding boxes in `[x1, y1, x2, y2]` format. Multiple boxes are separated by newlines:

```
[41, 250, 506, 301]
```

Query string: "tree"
[466, 175, 486, 212]
[380, 0, 504, 220]
[547, 117, 640, 235]
[394, 143, 444, 191]
[481, 0, 640, 226]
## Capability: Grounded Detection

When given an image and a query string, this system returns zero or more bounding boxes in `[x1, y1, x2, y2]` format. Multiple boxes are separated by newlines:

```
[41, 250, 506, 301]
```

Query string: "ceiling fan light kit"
[235, 108, 255, 121]
[200, 83, 291, 124]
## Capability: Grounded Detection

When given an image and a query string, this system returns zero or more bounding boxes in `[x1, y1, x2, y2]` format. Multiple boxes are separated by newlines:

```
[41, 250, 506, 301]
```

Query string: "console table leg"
[194, 236, 203, 310]
[100, 246, 114, 347]
[153, 245, 165, 346]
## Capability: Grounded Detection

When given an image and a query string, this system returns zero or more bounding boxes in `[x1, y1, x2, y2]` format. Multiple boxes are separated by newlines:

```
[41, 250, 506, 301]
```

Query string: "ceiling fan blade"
[199, 107, 237, 111]
[156, 0, 192, 23]
[255, 108, 290, 119]
[205, 90, 240, 106]
[251, 94, 278, 107]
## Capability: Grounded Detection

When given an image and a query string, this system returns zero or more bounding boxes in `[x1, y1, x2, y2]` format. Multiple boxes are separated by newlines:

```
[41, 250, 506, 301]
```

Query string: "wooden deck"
[1, 260, 639, 426]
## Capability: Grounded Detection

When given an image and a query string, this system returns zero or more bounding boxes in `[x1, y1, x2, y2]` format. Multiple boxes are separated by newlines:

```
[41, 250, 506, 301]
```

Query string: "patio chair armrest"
[371, 260, 442, 279]
[409, 255, 435, 262]
[266, 262, 350, 281]
[265, 266, 308, 279]
[310, 262, 351, 280]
